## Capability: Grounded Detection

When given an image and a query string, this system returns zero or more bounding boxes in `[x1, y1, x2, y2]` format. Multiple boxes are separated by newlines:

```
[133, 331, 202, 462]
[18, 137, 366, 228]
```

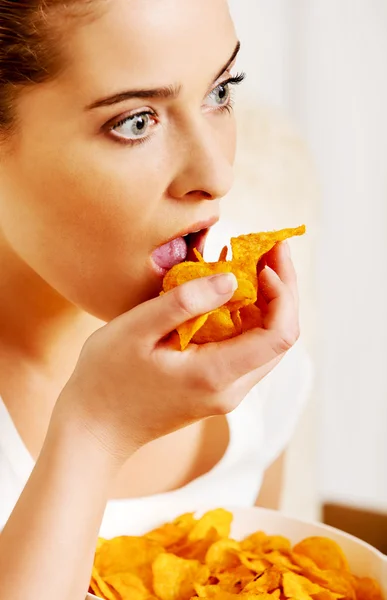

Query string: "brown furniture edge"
[323, 503, 387, 554]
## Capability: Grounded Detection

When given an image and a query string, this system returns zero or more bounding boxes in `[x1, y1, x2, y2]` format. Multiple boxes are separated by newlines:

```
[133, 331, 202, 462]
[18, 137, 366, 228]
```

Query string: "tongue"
[152, 237, 188, 270]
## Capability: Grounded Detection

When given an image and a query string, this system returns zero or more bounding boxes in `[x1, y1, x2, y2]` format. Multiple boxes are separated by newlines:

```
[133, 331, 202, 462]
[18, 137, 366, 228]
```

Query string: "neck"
[0, 232, 103, 378]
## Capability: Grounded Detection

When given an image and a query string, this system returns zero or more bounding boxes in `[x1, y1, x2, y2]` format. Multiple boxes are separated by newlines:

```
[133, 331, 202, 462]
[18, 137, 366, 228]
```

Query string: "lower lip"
[151, 262, 168, 277]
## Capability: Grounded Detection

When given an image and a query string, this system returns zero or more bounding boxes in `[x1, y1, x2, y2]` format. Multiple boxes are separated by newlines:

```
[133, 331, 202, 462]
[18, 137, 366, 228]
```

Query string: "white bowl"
[87, 506, 387, 599]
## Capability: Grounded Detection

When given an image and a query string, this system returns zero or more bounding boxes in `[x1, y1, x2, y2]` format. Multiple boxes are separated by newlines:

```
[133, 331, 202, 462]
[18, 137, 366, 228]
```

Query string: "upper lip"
[158, 215, 220, 247]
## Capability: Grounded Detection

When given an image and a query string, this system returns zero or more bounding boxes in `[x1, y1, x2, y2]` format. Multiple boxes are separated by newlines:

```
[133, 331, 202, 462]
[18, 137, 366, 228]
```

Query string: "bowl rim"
[224, 505, 386, 562]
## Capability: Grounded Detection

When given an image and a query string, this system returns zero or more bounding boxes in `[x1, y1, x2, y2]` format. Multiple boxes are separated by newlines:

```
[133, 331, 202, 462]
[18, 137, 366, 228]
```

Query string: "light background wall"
[224, 0, 387, 518]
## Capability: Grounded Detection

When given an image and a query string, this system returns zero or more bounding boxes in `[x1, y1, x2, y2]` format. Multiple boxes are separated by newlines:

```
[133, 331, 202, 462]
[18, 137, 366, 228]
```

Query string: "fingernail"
[209, 273, 238, 295]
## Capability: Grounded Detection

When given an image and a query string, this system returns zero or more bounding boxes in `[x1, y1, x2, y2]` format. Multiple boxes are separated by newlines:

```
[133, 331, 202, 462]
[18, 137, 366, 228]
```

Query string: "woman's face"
[0, 0, 239, 320]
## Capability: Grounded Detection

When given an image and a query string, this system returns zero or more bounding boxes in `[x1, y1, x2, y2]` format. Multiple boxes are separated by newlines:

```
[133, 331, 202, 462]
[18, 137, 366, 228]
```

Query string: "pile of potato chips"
[90, 509, 384, 600]
[162, 226, 306, 350]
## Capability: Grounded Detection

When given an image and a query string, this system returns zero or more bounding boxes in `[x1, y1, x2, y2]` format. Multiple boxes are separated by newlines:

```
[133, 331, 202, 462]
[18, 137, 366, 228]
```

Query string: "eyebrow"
[86, 40, 241, 110]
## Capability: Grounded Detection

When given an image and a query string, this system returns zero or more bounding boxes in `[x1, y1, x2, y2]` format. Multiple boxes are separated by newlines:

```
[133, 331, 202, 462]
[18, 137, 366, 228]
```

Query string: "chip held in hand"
[162, 225, 306, 350]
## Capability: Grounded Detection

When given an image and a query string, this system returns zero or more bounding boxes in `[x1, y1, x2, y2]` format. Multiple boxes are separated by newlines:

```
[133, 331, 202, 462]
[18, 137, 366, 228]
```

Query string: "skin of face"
[0, 0, 240, 322]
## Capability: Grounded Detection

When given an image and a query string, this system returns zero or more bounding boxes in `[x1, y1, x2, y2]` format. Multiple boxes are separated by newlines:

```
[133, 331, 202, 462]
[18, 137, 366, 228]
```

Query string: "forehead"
[60, 0, 236, 98]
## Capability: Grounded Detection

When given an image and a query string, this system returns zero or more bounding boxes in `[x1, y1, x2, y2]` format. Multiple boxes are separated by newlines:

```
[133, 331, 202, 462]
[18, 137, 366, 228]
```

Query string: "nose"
[167, 121, 235, 202]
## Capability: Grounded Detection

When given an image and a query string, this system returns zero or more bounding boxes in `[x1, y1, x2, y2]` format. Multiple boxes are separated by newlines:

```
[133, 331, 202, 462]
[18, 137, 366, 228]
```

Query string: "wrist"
[47, 397, 130, 480]
[47, 386, 138, 476]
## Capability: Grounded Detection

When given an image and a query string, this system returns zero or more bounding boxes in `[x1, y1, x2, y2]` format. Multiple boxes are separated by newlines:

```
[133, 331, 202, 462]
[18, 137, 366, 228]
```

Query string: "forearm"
[0, 415, 121, 600]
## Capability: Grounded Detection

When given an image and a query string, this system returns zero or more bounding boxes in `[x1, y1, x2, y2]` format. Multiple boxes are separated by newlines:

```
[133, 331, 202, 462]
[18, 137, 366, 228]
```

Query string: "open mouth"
[151, 227, 211, 276]
[185, 228, 209, 261]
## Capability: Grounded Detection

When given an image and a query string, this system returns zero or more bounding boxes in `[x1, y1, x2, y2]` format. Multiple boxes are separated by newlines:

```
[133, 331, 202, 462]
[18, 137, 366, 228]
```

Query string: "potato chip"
[354, 576, 385, 600]
[292, 560, 355, 600]
[146, 513, 196, 548]
[230, 310, 243, 335]
[94, 536, 163, 590]
[177, 312, 213, 351]
[293, 537, 349, 572]
[218, 246, 229, 262]
[90, 508, 384, 600]
[242, 567, 282, 593]
[282, 571, 325, 599]
[230, 226, 306, 288]
[173, 513, 197, 530]
[194, 248, 206, 263]
[263, 536, 292, 555]
[192, 307, 238, 345]
[190, 277, 255, 345]
[195, 584, 280, 600]
[171, 527, 219, 562]
[214, 567, 255, 593]
[152, 553, 209, 600]
[195, 586, 279, 600]
[104, 572, 155, 600]
[163, 259, 232, 290]
[264, 551, 301, 572]
[240, 531, 268, 553]
[312, 592, 345, 600]
[194, 584, 232, 598]
[189, 509, 233, 542]
[90, 566, 119, 600]
[205, 539, 242, 572]
[238, 553, 270, 576]
[227, 279, 257, 311]
[241, 532, 291, 555]
[162, 226, 306, 349]
[96, 538, 107, 552]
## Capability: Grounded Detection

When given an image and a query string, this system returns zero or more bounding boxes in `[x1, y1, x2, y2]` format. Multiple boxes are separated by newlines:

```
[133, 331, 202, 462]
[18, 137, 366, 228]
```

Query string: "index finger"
[264, 242, 299, 309]
[192, 266, 299, 383]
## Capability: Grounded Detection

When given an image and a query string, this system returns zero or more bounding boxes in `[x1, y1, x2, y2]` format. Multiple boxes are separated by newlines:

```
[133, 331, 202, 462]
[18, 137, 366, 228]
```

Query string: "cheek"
[4, 154, 146, 256]
[0, 142, 166, 318]
[221, 114, 237, 163]
[231, 125, 237, 162]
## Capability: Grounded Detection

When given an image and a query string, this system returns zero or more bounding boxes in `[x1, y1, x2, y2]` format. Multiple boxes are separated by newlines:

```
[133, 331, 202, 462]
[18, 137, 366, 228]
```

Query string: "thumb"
[132, 273, 238, 343]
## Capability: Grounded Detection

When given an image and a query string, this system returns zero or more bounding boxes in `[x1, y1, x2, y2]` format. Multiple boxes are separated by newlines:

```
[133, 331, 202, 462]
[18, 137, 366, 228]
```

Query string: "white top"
[0, 342, 312, 538]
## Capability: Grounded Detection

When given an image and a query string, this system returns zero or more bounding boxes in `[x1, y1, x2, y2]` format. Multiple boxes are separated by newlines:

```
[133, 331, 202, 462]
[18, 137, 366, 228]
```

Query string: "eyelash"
[216, 72, 246, 115]
[108, 71, 246, 146]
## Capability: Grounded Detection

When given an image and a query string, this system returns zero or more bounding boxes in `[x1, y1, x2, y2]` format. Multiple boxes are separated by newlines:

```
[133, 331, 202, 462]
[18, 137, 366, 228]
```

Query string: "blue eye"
[205, 72, 246, 110]
[111, 112, 156, 141]
[207, 82, 231, 107]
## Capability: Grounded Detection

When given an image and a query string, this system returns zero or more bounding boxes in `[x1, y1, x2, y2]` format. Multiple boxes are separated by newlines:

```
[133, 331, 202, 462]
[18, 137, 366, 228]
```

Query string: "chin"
[75, 275, 163, 323]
